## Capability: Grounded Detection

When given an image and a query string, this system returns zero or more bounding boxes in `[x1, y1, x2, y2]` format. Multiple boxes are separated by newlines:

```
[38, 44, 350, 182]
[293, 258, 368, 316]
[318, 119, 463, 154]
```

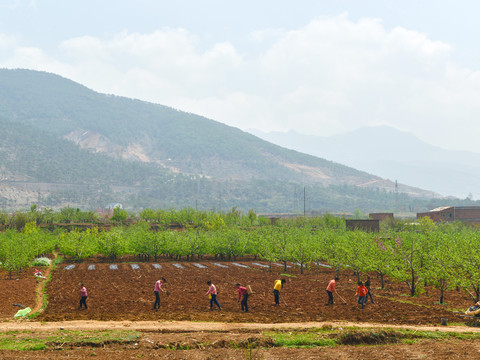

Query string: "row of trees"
[0, 223, 56, 279]
[3, 212, 480, 304]
[0, 206, 267, 230]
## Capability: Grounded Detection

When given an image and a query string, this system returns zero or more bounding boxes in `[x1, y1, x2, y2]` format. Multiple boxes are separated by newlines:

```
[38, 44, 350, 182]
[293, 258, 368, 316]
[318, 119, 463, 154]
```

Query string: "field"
[1, 258, 479, 359]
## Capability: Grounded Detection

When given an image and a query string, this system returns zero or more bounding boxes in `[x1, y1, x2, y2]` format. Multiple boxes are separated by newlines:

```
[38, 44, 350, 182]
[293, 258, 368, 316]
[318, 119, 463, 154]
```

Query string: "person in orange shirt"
[355, 281, 368, 309]
[326, 277, 339, 305]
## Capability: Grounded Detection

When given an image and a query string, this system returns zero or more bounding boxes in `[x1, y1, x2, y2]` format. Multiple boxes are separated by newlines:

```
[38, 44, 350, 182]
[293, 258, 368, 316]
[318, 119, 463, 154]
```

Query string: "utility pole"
[395, 180, 398, 211]
[294, 186, 298, 211]
[303, 186, 306, 217]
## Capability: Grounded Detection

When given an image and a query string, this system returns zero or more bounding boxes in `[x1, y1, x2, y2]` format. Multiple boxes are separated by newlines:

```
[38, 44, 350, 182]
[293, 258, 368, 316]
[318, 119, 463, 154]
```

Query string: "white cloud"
[0, 33, 17, 49]
[1, 14, 480, 152]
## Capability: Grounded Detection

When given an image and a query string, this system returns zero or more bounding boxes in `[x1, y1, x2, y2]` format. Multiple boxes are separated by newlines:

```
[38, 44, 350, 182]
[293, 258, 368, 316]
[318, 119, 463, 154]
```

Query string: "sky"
[1, 0, 480, 153]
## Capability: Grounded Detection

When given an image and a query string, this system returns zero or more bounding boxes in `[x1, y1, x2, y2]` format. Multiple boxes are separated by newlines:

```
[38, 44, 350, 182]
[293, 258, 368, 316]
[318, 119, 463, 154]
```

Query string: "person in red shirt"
[355, 281, 368, 309]
[326, 277, 339, 305]
[235, 283, 249, 312]
[79, 283, 88, 310]
[34, 269, 45, 279]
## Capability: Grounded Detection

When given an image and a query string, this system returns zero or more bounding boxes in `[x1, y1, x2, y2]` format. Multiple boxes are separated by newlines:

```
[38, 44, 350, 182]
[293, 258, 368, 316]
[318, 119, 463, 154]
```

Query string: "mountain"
[0, 69, 457, 213]
[248, 126, 480, 199]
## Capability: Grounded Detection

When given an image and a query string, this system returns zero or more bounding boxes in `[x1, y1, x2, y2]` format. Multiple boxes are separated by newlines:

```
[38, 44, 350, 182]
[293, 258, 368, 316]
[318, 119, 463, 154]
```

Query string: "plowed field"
[1, 259, 471, 325]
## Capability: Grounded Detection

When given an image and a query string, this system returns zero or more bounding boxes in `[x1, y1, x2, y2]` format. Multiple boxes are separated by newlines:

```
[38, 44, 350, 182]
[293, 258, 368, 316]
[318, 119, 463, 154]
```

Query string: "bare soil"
[34, 259, 472, 324]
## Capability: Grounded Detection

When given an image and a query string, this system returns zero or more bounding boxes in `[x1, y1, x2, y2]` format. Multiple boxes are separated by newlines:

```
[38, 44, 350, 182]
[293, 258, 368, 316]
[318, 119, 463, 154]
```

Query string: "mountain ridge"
[248, 126, 480, 199]
[0, 68, 454, 212]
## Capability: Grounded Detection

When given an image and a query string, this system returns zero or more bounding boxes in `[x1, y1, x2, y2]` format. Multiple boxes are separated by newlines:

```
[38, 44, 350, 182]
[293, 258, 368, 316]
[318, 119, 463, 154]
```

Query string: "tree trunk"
[410, 269, 416, 297]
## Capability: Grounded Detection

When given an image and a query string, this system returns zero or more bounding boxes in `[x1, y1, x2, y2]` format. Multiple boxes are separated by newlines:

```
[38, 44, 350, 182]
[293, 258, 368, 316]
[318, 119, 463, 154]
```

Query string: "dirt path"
[0, 319, 477, 333]
[30, 251, 57, 315]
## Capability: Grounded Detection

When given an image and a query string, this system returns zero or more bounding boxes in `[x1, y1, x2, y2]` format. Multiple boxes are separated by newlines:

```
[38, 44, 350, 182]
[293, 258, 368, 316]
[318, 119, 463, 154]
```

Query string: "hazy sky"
[1, 1, 480, 153]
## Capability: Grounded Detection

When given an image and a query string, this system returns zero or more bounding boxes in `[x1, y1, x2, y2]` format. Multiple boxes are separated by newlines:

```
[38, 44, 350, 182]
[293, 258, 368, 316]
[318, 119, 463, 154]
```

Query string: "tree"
[97, 228, 127, 261]
[247, 210, 257, 226]
[254, 227, 278, 270]
[388, 231, 429, 297]
[423, 230, 457, 304]
[344, 230, 371, 282]
[183, 230, 208, 261]
[317, 229, 348, 278]
[455, 229, 480, 302]
[0, 230, 32, 279]
[290, 227, 315, 274]
[59, 227, 99, 261]
[111, 206, 128, 222]
[365, 235, 395, 289]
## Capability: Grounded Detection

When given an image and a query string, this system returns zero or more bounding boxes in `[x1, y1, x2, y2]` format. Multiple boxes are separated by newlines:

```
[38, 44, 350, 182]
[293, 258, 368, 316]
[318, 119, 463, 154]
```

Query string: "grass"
[264, 326, 480, 348]
[4, 327, 480, 351]
[0, 330, 141, 351]
[267, 331, 335, 348]
[280, 273, 297, 278]
[52, 255, 64, 266]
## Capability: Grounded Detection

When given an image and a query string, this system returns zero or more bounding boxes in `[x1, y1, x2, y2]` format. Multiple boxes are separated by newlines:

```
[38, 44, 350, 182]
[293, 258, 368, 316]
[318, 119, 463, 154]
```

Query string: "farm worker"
[355, 281, 368, 310]
[79, 283, 88, 309]
[153, 277, 167, 310]
[364, 276, 375, 304]
[273, 279, 286, 306]
[206, 280, 221, 310]
[236, 283, 249, 312]
[34, 269, 45, 279]
[326, 277, 339, 305]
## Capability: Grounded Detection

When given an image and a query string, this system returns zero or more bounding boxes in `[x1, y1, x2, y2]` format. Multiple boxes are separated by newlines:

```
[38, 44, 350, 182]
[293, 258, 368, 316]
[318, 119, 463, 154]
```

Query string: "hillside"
[0, 69, 373, 185]
[249, 126, 480, 199]
[0, 69, 451, 213]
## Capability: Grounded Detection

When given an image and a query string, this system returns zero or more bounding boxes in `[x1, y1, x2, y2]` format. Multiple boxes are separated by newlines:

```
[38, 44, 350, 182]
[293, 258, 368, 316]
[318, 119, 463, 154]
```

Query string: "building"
[417, 206, 480, 224]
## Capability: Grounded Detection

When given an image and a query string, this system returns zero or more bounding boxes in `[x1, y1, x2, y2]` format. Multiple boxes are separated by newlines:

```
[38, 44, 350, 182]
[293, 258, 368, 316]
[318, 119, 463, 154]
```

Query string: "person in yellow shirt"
[273, 279, 286, 306]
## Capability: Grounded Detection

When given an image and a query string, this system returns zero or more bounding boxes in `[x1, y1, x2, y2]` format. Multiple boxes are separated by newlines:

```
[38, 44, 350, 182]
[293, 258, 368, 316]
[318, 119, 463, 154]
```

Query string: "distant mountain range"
[0, 69, 471, 213]
[248, 126, 480, 199]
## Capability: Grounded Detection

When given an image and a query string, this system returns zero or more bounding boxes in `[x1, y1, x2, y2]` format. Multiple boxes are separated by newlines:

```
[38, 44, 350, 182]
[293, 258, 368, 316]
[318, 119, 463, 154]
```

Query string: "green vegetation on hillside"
[0, 116, 167, 185]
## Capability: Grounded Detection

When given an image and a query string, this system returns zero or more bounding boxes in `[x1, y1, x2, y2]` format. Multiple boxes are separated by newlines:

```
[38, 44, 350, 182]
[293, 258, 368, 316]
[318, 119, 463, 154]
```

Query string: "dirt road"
[0, 319, 476, 333]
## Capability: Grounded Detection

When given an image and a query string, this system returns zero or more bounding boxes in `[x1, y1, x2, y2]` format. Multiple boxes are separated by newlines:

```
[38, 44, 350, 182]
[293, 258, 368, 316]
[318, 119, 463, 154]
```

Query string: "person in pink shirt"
[206, 280, 221, 310]
[153, 277, 167, 310]
[79, 283, 88, 309]
[236, 283, 249, 312]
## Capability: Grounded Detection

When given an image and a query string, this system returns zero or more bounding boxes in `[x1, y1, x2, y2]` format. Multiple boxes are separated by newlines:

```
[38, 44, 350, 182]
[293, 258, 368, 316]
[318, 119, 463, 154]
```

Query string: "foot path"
[30, 251, 57, 315]
[1, 320, 478, 334]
